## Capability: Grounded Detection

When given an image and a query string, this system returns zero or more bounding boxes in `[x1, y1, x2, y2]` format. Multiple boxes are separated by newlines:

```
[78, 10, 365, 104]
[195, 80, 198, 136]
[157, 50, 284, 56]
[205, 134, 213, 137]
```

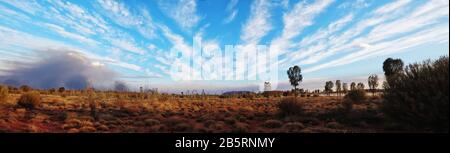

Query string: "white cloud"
[338, 0, 370, 9]
[374, 0, 411, 14]
[295, 0, 448, 73]
[304, 22, 449, 73]
[224, 9, 238, 24]
[110, 38, 146, 55]
[240, 0, 273, 44]
[0, 25, 143, 73]
[224, 0, 239, 23]
[281, 0, 417, 67]
[96, 0, 157, 38]
[270, 0, 334, 58]
[96, 0, 140, 26]
[44, 23, 98, 46]
[160, 26, 192, 57]
[158, 0, 201, 30]
[0, 0, 43, 15]
[49, 0, 109, 36]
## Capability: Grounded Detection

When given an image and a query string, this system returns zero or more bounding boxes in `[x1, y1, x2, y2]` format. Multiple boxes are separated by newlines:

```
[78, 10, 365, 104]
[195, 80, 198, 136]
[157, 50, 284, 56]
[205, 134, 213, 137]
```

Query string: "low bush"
[264, 119, 283, 128]
[344, 89, 366, 103]
[277, 97, 304, 117]
[17, 91, 41, 110]
[0, 84, 8, 102]
[282, 122, 305, 132]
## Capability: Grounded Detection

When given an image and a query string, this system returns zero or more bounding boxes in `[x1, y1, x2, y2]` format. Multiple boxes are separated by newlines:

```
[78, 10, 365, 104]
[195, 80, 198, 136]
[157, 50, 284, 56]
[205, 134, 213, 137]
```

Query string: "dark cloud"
[1, 50, 117, 90]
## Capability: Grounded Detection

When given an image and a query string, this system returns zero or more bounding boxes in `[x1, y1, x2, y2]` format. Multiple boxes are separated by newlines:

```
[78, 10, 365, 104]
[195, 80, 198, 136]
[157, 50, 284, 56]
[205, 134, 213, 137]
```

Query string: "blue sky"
[0, 0, 448, 93]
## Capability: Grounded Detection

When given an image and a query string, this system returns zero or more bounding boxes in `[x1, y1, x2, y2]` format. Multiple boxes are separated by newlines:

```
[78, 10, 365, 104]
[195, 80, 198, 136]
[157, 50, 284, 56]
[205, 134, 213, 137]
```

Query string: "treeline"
[283, 56, 448, 132]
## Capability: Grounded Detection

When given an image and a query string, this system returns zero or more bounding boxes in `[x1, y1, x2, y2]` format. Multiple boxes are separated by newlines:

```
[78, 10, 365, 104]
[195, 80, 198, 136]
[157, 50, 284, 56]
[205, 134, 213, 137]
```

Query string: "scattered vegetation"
[0, 56, 446, 133]
[382, 56, 449, 132]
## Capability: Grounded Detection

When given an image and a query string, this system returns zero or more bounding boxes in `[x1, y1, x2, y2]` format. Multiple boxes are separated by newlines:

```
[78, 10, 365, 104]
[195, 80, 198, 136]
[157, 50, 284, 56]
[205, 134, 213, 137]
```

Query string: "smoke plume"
[1, 50, 116, 90]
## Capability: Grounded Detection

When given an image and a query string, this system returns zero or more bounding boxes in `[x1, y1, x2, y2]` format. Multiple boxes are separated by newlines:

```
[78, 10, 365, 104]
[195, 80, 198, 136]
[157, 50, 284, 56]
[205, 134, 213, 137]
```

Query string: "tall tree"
[335, 80, 341, 97]
[287, 65, 303, 97]
[342, 83, 348, 93]
[357, 82, 365, 90]
[324, 81, 334, 96]
[383, 58, 404, 89]
[350, 82, 356, 91]
[383, 58, 404, 77]
[368, 74, 379, 96]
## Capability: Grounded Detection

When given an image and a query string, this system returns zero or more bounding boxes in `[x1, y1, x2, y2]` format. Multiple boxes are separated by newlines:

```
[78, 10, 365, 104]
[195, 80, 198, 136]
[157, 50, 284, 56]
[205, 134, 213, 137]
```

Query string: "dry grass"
[0, 90, 391, 133]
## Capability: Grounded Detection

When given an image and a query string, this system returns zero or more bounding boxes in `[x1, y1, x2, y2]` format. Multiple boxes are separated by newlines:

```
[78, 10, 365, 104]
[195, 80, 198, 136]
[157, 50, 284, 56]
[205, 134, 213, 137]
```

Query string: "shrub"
[79, 126, 96, 133]
[232, 123, 250, 133]
[342, 100, 353, 112]
[344, 89, 366, 103]
[173, 123, 192, 132]
[282, 122, 305, 132]
[97, 125, 109, 131]
[326, 121, 343, 129]
[224, 117, 236, 125]
[58, 87, 66, 93]
[0, 84, 8, 102]
[17, 91, 41, 110]
[67, 128, 80, 133]
[382, 56, 449, 132]
[56, 111, 68, 122]
[264, 119, 283, 128]
[277, 97, 304, 117]
[19, 85, 31, 92]
[144, 119, 160, 126]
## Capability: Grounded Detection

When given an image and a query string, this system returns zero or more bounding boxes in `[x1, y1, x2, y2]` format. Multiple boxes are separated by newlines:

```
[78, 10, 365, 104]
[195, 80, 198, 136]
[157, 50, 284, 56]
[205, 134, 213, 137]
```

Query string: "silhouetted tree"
[368, 74, 379, 96]
[335, 80, 341, 96]
[383, 58, 404, 76]
[287, 65, 303, 97]
[357, 82, 365, 90]
[350, 82, 356, 91]
[58, 87, 65, 93]
[324, 81, 334, 96]
[342, 83, 348, 93]
[383, 58, 404, 88]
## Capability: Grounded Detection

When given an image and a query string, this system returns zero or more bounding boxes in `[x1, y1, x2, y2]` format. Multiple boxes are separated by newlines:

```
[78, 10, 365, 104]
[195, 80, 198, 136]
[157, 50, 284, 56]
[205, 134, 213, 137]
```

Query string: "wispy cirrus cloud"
[240, 0, 274, 44]
[157, 0, 201, 30]
[95, 0, 158, 39]
[299, 0, 449, 73]
[270, 0, 334, 59]
[43, 23, 98, 46]
[223, 0, 239, 24]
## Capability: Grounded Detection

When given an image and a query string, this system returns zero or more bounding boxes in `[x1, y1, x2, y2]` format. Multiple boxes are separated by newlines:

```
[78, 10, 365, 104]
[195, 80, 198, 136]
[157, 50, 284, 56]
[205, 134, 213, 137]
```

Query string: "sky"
[0, 0, 448, 93]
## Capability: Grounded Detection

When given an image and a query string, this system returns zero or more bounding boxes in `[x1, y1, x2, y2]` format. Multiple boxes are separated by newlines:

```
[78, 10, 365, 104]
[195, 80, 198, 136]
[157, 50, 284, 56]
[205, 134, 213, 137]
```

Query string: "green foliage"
[287, 65, 303, 96]
[382, 56, 449, 132]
